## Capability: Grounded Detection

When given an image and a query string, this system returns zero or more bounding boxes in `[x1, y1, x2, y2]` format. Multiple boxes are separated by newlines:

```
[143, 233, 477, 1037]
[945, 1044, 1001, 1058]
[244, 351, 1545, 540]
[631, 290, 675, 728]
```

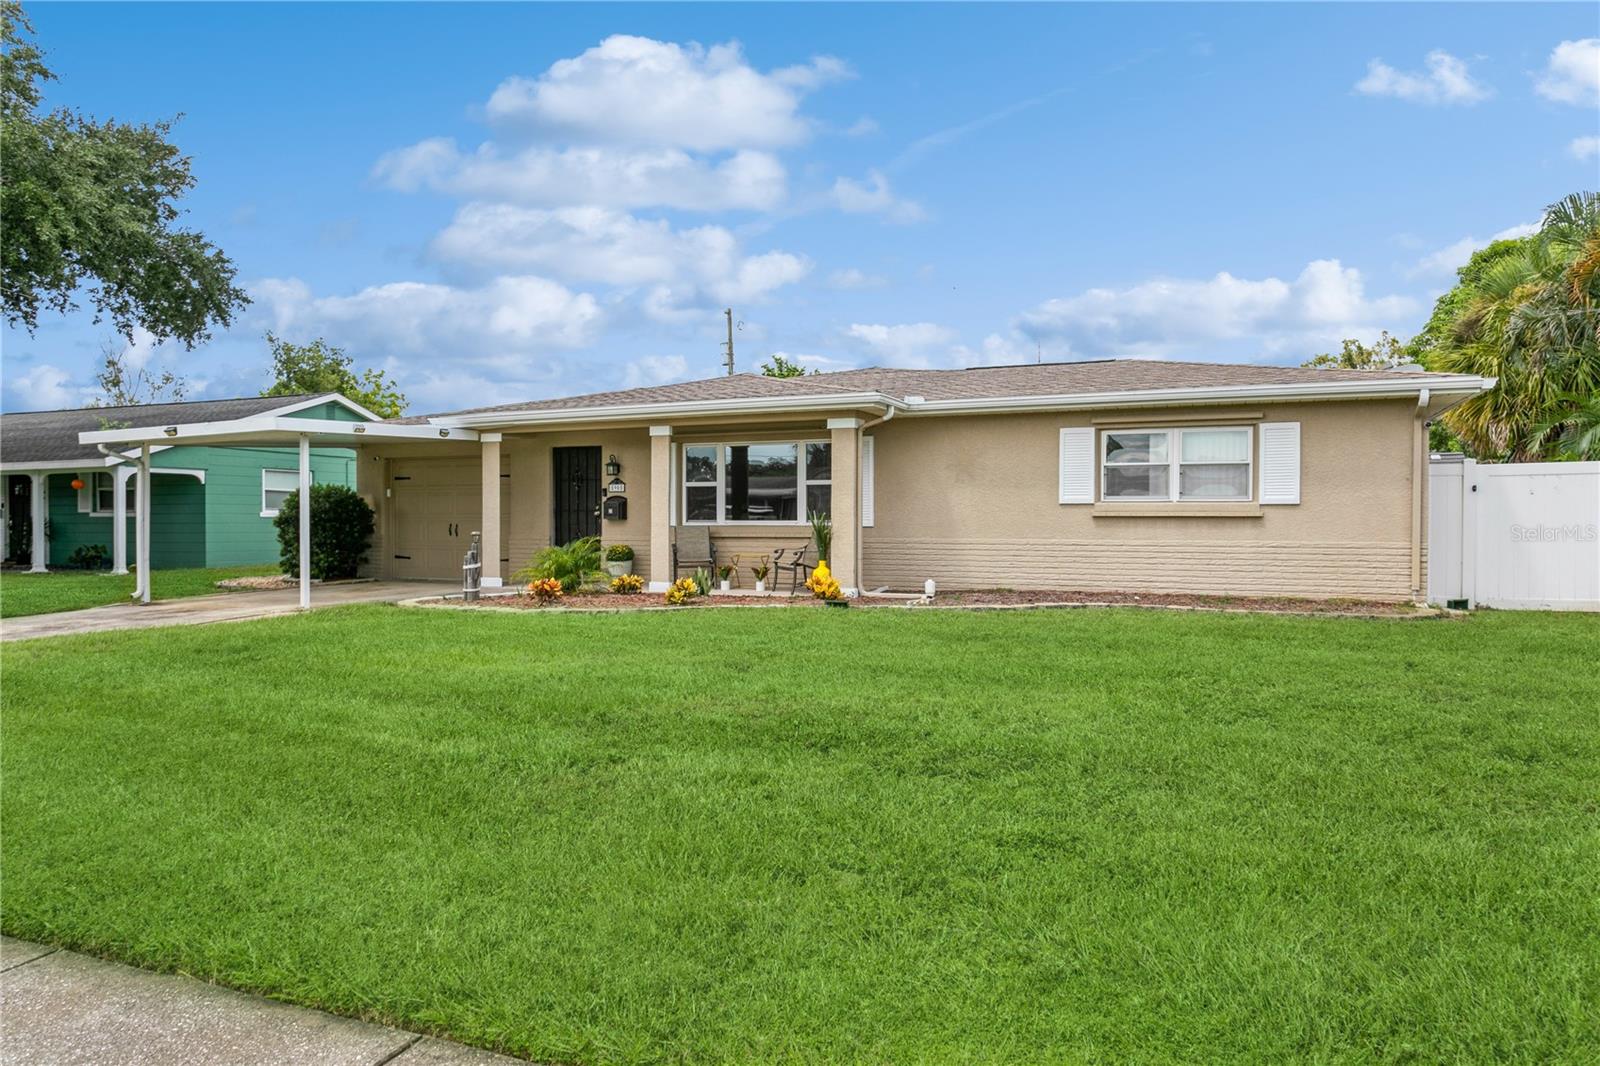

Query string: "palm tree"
[1431, 192, 1600, 460]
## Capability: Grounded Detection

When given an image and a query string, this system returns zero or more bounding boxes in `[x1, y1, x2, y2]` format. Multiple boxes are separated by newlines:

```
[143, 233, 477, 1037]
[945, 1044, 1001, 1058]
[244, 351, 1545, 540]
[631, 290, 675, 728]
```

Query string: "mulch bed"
[421, 588, 1422, 617]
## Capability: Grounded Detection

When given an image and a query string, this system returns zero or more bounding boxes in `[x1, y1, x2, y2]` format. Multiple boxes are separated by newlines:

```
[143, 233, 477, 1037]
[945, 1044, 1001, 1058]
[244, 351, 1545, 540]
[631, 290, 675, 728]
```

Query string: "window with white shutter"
[1058, 427, 1095, 504]
[1258, 421, 1301, 504]
[860, 435, 875, 527]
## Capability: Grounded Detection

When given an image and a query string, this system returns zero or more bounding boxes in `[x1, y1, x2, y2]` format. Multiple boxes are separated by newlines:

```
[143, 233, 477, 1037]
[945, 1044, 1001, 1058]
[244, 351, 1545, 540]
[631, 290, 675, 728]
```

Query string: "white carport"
[80, 415, 479, 608]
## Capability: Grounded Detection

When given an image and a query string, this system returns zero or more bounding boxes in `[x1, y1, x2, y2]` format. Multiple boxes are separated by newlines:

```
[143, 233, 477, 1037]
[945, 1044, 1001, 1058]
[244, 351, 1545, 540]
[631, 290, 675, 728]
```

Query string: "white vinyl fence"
[1428, 457, 1600, 611]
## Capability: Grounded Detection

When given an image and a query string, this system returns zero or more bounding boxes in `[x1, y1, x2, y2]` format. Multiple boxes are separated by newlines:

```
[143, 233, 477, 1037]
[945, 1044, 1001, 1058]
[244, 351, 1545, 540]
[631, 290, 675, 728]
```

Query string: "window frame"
[1099, 426, 1254, 504]
[681, 438, 832, 526]
[260, 468, 305, 518]
[89, 471, 135, 517]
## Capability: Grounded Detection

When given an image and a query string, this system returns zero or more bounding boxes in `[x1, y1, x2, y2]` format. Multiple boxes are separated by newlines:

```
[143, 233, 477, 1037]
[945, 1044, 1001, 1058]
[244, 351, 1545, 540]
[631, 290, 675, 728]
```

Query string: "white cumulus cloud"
[1015, 260, 1417, 360]
[1409, 222, 1540, 278]
[1535, 38, 1600, 106]
[622, 355, 691, 388]
[1571, 135, 1600, 161]
[827, 268, 888, 290]
[429, 204, 811, 308]
[845, 322, 958, 368]
[255, 275, 603, 360]
[1355, 50, 1491, 105]
[483, 35, 848, 151]
[4, 363, 91, 410]
[373, 140, 787, 213]
[829, 169, 925, 223]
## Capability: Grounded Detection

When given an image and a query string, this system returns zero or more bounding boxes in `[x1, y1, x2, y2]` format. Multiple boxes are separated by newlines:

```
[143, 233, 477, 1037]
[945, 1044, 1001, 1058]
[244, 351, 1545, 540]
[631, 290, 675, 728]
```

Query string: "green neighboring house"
[1, 394, 368, 572]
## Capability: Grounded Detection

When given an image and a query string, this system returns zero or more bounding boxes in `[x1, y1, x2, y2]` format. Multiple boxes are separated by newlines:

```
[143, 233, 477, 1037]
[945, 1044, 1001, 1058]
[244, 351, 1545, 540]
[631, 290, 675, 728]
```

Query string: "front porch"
[363, 413, 874, 596]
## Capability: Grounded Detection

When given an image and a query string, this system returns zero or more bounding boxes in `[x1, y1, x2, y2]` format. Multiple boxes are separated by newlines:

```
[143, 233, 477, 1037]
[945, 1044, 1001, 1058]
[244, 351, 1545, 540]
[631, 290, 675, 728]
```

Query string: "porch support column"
[136, 445, 151, 603]
[648, 425, 673, 592]
[827, 418, 862, 596]
[28, 472, 47, 572]
[298, 434, 311, 610]
[112, 463, 132, 574]
[480, 433, 503, 587]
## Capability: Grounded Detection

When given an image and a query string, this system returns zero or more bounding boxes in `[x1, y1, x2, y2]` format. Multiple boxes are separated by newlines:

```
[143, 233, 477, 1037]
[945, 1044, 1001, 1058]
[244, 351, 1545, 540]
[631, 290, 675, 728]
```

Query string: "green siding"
[42, 445, 356, 569]
[283, 400, 368, 422]
[46, 472, 205, 568]
[196, 446, 355, 567]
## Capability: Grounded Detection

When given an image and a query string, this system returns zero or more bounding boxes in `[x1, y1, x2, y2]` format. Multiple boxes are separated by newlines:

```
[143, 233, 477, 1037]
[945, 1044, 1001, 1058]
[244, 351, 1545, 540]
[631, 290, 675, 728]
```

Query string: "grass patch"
[0, 564, 279, 618]
[3, 606, 1597, 1062]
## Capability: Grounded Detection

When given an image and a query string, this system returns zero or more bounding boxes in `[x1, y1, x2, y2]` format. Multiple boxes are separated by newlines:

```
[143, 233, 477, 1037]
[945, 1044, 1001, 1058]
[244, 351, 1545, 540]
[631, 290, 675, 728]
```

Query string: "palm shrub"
[808, 511, 832, 563]
[1429, 192, 1600, 460]
[514, 535, 602, 592]
[273, 484, 374, 580]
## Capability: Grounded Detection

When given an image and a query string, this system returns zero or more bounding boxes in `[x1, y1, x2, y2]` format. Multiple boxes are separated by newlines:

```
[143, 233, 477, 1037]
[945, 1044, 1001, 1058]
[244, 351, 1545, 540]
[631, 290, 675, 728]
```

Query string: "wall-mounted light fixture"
[605, 453, 622, 477]
[163, 426, 178, 437]
[438, 429, 450, 438]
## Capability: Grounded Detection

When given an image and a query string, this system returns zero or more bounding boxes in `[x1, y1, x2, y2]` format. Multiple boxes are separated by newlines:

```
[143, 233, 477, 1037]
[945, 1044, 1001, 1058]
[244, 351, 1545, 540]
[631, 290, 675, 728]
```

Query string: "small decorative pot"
[754, 579, 766, 593]
[604, 559, 633, 578]
[719, 579, 730, 592]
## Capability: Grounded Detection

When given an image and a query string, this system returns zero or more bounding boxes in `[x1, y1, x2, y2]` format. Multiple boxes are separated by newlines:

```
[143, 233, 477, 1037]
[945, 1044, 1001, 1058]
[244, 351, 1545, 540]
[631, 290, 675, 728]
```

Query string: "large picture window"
[1101, 427, 1252, 502]
[682, 440, 831, 523]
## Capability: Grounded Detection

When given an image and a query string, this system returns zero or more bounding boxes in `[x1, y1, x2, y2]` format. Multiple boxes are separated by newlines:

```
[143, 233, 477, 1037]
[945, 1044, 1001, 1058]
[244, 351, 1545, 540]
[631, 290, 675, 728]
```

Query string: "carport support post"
[298, 434, 311, 610]
[136, 445, 151, 603]
[480, 432, 503, 587]
[648, 425, 673, 592]
[28, 472, 47, 572]
[111, 464, 131, 574]
[826, 418, 861, 596]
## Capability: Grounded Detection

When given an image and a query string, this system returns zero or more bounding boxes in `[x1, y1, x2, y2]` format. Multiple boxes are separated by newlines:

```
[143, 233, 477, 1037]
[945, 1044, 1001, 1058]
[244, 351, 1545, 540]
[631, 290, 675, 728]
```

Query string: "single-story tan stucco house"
[82, 360, 1494, 605]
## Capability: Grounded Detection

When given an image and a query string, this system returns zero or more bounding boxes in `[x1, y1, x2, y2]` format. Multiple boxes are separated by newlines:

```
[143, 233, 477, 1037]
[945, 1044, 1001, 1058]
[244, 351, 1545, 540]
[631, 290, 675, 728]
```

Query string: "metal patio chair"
[773, 544, 810, 595]
[672, 526, 714, 581]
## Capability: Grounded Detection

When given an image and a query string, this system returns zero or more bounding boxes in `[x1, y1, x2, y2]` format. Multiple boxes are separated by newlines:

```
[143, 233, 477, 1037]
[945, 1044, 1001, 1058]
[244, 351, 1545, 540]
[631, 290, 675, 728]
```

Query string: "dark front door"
[552, 446, 602, 545]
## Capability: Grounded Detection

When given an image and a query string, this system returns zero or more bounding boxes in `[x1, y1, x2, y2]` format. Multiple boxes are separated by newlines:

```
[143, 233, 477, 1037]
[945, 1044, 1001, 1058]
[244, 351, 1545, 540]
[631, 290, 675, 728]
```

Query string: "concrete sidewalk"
[0, 936, 521, 1065]
[0, 581, 456, 642]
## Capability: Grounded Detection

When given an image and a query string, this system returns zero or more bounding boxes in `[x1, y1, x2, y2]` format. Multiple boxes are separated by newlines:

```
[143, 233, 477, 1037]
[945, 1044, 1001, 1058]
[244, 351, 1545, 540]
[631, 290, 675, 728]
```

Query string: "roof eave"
[429, 392, 899, 429]
[898, 375, 1496, 416]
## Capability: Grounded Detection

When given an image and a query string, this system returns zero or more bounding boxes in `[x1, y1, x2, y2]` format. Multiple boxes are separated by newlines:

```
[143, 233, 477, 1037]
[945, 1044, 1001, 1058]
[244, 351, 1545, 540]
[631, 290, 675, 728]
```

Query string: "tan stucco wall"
[359, 397, 1428, 599]
[863, 398, 1424, 599]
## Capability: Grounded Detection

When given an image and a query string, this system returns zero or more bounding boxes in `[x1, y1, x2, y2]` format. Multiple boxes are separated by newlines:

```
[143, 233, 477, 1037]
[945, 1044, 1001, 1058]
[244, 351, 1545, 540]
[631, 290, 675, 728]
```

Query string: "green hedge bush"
[273, 484, 374, 580]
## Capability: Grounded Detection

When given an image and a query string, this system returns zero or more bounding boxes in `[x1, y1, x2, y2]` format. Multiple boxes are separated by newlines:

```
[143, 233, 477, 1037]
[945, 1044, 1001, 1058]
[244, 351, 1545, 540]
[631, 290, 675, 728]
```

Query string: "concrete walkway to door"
[0, 581, 456, 642]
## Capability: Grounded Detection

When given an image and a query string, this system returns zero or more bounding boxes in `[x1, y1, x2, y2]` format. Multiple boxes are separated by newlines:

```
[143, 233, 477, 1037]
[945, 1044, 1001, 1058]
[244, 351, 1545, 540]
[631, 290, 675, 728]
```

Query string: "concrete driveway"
[0, 581, 456, 642]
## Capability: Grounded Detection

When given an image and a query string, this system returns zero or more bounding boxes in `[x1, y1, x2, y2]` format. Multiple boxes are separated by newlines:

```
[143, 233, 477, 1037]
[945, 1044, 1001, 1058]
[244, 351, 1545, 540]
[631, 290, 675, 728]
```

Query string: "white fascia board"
[264, 392, 383, 421]
[898, 375, 1496, 416]
[0, 457, 121, 472]
[79, 415, 478, 447]
[430, 392, 898, 429]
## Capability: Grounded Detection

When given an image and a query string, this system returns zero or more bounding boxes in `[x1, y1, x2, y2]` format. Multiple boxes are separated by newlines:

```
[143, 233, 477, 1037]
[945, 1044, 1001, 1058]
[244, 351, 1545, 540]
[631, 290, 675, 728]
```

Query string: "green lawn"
[3, 606, 1596, 1063]
[0, 564, 280, 618]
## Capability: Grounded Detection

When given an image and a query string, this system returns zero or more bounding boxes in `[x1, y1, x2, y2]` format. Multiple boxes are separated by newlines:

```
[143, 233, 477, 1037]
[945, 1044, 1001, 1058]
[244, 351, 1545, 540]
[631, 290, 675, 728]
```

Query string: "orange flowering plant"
[804, 560, 843, 601]
[527, 577, 564, 604]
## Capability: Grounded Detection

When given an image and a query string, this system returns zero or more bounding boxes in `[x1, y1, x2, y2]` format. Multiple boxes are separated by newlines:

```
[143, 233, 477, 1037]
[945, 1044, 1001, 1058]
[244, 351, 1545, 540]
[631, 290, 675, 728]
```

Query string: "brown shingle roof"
[406, 359, 1457, 423]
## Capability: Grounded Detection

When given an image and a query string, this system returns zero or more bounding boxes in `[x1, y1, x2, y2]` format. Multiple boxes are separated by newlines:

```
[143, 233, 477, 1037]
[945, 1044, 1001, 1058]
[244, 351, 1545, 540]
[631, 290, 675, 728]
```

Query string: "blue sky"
[3, 2, 1596, 414]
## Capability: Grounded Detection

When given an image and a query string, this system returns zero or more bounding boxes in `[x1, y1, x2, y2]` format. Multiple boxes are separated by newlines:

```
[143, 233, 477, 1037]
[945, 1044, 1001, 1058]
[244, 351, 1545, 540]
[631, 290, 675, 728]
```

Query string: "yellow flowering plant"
[610, 573, 644, 595]
[663, 576, 699, 605]
[804, 560, 843, 600]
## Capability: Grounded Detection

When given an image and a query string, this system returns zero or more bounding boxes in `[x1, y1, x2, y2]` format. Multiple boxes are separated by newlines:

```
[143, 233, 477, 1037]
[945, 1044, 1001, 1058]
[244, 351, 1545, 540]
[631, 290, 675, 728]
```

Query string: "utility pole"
[723, 307, 736, 376]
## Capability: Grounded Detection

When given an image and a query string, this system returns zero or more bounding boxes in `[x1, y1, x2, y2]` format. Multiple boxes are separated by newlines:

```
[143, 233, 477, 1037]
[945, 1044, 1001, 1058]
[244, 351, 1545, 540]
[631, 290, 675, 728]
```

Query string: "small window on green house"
[261, 469, 309, 517]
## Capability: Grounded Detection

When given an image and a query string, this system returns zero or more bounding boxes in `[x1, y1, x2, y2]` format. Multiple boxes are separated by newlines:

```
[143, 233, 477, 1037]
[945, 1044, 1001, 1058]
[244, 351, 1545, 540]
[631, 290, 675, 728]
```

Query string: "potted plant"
[603, 543, 634, 577]
[808, 511, 832, 565]
[717, 564, 734, 592]
[750, 559, 770, 593]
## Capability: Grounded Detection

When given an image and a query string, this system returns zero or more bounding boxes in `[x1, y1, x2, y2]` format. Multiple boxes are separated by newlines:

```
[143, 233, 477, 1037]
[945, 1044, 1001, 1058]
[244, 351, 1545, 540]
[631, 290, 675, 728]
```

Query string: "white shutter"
[860, 435, 875, 527]
[1058, 427, 1095, 504]
[1259, 421, 1301, 504]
